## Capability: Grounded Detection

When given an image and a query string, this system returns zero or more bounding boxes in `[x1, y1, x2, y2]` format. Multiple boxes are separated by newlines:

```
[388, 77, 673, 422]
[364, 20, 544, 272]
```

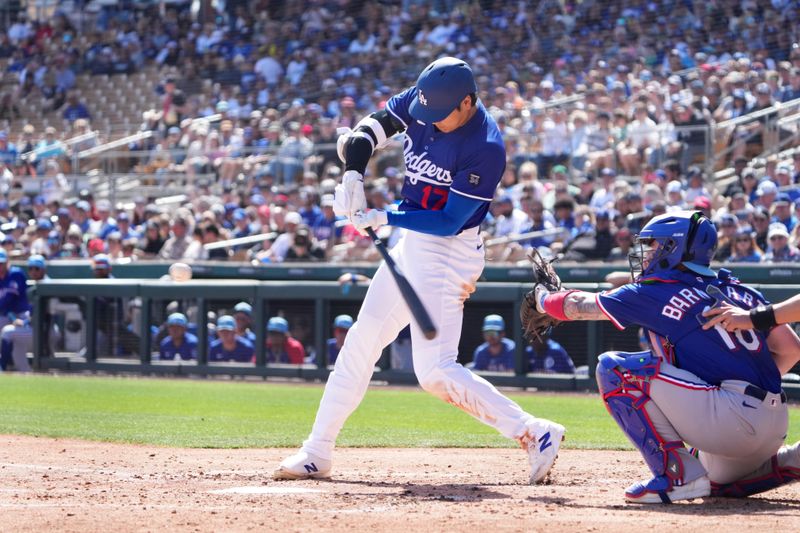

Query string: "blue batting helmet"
[629, 211, 717, 280]
[409, 57, 477, 124]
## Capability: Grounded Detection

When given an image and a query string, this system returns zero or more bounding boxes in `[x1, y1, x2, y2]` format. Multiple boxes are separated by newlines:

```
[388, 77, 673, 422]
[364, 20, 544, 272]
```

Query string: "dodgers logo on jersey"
[469, 173, 480, 185]
[402, 135, 453, 186]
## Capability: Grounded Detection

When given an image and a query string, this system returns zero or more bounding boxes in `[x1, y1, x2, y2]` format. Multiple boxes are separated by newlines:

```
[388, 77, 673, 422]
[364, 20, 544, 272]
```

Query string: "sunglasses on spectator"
[735, 237, 750, 243]
[770, 236, 787, 240]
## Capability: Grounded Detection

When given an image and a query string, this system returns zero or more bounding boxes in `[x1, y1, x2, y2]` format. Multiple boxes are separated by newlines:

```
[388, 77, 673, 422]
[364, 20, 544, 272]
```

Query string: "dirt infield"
[2, 435, 799, 532]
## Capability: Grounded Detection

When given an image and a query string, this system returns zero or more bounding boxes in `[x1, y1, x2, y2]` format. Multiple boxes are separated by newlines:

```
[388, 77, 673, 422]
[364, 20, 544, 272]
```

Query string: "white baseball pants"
[302, 227, 536, 460]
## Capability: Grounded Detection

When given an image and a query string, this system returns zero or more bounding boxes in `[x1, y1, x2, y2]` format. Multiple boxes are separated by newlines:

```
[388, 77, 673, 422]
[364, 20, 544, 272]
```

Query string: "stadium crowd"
[0, 0, 798, 267]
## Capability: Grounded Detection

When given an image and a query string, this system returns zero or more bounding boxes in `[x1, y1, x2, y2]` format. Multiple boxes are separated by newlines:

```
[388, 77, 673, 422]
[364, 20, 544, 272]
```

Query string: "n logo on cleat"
[304, 463, 319, 474]
[538, 432, 552, 452]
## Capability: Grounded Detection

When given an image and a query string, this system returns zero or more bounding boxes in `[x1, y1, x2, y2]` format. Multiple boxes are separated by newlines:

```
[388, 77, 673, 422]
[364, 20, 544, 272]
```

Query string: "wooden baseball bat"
[365, 227, 437, 340]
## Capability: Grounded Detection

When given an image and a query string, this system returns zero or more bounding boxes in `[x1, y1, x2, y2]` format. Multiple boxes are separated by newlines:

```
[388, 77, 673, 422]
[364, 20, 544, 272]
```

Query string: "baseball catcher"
[528, 211, 800, 503]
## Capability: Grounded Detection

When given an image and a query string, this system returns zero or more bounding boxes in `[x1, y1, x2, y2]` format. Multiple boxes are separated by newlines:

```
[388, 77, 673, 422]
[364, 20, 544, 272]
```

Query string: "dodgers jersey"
[159, 332, 198, 361]
[0, 267, 30, 317]
[208, 336, 254, 363]
[472, 337, 516, 372]
[597, 270, 781, 392]
[386, 87, 505, 231]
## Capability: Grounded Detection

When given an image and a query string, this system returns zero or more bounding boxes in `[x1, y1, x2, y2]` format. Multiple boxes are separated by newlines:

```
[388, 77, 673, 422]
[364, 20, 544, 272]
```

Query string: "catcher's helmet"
[409, 57, 477, 124]
[629, 210, 717, 280]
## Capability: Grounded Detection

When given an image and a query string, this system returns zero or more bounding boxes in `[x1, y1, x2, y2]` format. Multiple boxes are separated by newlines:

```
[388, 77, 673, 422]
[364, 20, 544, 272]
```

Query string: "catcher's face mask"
[628, 237, 664, 280]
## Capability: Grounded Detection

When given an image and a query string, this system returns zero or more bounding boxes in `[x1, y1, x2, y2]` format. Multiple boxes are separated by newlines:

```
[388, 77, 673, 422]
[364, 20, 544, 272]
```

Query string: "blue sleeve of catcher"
[386, 193, 483, 237]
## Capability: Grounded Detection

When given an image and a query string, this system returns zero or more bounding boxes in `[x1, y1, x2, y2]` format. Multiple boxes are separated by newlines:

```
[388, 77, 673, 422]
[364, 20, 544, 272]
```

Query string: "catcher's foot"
[273, 451, 332, 480]
[520, 418, 565, 484]
[625, 474, 710, 504]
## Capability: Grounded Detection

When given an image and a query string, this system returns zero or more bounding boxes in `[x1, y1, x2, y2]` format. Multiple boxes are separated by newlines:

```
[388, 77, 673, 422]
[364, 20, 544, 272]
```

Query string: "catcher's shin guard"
[596, 351, 686, 483]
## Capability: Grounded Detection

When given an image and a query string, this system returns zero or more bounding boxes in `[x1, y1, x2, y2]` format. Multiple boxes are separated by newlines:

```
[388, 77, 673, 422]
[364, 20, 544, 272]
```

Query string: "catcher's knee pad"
[596, 351, 686, 482]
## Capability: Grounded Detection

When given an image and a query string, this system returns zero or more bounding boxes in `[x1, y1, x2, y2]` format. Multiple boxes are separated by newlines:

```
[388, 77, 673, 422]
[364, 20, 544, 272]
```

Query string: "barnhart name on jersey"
[661, 285, 757, 321]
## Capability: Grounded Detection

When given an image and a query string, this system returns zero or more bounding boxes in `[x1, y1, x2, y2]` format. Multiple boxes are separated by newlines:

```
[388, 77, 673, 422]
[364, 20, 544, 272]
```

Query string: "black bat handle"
[365, 227, 437, 340]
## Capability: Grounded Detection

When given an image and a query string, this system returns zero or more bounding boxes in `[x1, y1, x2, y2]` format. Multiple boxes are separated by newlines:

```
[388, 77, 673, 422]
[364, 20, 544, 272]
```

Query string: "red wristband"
[542, 290, 579, 321]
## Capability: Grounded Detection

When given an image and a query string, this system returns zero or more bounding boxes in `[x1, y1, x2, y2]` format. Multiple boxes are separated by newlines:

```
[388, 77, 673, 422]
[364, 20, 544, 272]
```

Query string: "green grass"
[0, 374, 797, 450]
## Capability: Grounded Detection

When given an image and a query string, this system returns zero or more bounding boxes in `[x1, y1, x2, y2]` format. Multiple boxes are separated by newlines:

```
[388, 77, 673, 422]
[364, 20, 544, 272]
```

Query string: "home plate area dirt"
[2, 436, 798, 532]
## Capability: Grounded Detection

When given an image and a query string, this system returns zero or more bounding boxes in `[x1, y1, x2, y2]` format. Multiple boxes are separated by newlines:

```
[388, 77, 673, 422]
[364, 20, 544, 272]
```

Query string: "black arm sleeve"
[344, 109, 405, 174]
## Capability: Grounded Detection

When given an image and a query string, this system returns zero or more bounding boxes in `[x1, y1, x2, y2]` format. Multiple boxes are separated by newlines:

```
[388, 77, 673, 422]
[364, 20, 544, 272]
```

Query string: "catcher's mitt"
[520, 249, 564, 342]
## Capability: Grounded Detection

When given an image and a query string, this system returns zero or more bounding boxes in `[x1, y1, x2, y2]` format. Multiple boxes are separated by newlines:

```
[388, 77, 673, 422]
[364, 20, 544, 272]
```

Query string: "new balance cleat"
[273, 451, 332, 480]
[625, 474, 710, 504]
[521, 419, 566, 484]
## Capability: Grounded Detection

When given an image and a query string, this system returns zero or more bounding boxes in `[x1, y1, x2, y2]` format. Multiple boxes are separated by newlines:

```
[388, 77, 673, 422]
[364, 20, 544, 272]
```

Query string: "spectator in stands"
[0, 131, 18, 165]
[491, 194, 528, 238]
[159, 216, 191, 260]
[209, 314, 253, 363]
[0, 92, 20, 121]
[781, 68, 800, 102]
[89, 199, 117, 239]
[159, 312, 198, 361]
[268, 211, 302, 262]
[284, 226, 325, 262]
[526, 334, 575, 374]
[715, 214, 740, 262]
[751, 207, 771, 252]
[470, 314, 515, 373]
[755, 179, 779, 211]
[29, 218, 54, 257]
[138, 221, 165, 258]
[765, 223, 800, 262]
[61, 92, 91, 124]
[324, 314, 352, 366]
[311, 194, 340, 249]
[32, 127, 65, 172]
[536, 107, 570, 176]
[772, 193, 798, 232]
[607, 227, 634, 262]
[265, 316, 305, 365]
[274, 121, 313, 185]
[727, 227, 764, 264]
[617, 103, 658, 175]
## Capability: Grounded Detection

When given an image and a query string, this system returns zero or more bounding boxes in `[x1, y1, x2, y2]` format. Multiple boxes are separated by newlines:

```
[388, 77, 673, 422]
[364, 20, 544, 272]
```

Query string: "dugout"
[28, 277, 800, 399]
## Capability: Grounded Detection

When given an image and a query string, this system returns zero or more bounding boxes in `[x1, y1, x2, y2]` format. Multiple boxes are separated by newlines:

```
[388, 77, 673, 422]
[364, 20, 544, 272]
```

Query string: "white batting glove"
[533, 284, 550, 313]
[350, 209, 388, 235]
[333, 170, 367, 218]
[336, 126, 353, 163]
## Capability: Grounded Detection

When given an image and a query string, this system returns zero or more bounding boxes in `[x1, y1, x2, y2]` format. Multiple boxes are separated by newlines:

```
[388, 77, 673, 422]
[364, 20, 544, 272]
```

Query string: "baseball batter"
[531, 211, 800, 503]
[274, 57, 565, 483]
